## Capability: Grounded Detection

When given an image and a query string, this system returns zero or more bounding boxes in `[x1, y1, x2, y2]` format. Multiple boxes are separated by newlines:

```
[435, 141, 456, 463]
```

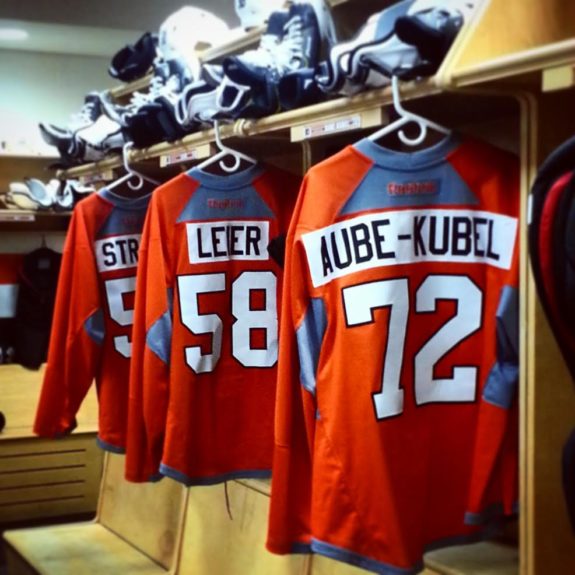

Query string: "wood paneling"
[98, 454, 187, 570]
[0, 366, 102, 523]
[522, 91, 575, 575]
[452, 0, 575, 72]
[178, 481, 308, 575]
[0, 436, 103, 523]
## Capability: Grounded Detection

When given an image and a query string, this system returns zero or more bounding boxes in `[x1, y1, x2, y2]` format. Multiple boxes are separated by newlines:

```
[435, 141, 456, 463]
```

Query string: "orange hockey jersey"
[34, 189, 152, 452]
[125, 164, 300, 484]
[267, 135, 519, 574]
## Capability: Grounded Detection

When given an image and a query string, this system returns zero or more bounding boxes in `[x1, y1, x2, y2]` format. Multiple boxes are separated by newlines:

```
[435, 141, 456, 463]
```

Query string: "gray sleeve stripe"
[84, 308, 105, 345]
[296, 297, 327, 395]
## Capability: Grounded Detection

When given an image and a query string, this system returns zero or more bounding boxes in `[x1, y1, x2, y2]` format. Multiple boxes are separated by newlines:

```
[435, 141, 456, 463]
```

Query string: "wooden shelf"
[450, 39, 575, 88]
[0, 210, 72, 231]
[442, 0, 575, 89]
[109, 74, 154, 99]
[58, 77, 437, 180]
[0, 152, 58, 161]
[200, 26, 266, 63]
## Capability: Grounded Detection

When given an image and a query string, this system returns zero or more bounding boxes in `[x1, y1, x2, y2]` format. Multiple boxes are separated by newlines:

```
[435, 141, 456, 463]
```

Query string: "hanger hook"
[391, 75, 407, 117]
[122, 141, 144, 190]
[213, 119, 242, 172]
[213, 120, 224, 151]
[391, 74, 428, 146]
[219, 155, 242, 172]
[398, 123, 427, 146]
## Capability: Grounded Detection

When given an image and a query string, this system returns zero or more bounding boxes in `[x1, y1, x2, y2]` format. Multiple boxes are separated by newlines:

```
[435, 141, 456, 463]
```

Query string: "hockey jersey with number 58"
[267, 135, 520, 575]
[125, 164, 299, 484]
[34, 189, 151, 452]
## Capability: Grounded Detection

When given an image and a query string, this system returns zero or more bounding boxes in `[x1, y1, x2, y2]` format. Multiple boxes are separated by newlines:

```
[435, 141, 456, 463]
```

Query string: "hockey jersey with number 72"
[268, 135, 520, 575]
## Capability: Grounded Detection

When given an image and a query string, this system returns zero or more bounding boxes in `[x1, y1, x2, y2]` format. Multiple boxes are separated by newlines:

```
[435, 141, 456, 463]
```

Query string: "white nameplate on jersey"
[186, 221, 269, 264]
[302, 209, 518, 288]
[94, 234, 141, 272]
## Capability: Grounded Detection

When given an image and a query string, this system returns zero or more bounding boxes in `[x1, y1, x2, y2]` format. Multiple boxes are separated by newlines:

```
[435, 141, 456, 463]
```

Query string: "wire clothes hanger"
[368, 75, 451, 146]
[107, 142, 161, 191]
[195, 119, 258, 174]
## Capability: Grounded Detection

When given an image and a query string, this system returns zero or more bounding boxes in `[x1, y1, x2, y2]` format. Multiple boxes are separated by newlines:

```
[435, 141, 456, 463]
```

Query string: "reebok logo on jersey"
[186, 220, 269, 263]
[302, 209, 518, 287]
[94, 234, 141, 272]
[122, 215, 146, 232]
[207, 198, 247, 210]
[387, 180, 438, 196]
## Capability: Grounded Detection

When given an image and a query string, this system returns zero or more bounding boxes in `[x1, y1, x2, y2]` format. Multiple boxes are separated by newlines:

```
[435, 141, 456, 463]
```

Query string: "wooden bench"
[3, 467, 306, 575]
[3, 453, 188, 575]
[3, 460, 518, 575]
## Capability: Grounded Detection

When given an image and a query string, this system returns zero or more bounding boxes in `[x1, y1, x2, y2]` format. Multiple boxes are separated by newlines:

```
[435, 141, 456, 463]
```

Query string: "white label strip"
[160, 144, 213, 167]
[80, 170, 114, 185]
[302, 209, 518, 288]
[0, 212, 35, 222]
[302, 115, 362, 140]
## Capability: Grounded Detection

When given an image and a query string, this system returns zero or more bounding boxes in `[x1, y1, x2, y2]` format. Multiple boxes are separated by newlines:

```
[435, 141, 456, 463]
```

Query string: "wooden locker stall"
[440, 1, 575, 572]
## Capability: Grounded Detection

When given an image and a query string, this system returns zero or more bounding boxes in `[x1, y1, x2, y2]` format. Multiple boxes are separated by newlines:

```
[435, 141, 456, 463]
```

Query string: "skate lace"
[70, 101, 96, 126]
[260, 33, 280, 54]
[129, 74, 179, 112]
[275, 15, 305, 70]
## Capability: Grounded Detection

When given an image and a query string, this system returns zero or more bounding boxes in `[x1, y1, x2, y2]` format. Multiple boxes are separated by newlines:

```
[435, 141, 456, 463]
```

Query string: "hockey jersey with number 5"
[267, 135, 519, 574]
[125, 164, 299, 484]
[34, 189, 151, 452]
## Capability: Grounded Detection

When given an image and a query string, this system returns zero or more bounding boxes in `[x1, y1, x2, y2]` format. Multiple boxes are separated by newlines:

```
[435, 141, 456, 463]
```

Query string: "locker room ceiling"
[0, 0, 240, 57]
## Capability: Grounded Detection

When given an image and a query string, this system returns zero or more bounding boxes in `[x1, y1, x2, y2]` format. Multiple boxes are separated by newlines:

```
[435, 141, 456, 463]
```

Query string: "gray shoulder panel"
[146, 288, 173, 365]
[339, 162, 479, 217]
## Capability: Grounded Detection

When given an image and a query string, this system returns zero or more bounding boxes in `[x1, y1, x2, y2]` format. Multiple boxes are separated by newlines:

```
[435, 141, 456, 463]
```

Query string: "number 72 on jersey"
[343, 274, 483, 420]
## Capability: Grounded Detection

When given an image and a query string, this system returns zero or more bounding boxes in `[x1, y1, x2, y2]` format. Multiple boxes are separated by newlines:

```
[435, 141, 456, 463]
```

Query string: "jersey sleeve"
[34, 211, 103, 437]
[466, 199, 521, 521]
[268, 179, 322, 555]
[125, 195, 172, 483]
